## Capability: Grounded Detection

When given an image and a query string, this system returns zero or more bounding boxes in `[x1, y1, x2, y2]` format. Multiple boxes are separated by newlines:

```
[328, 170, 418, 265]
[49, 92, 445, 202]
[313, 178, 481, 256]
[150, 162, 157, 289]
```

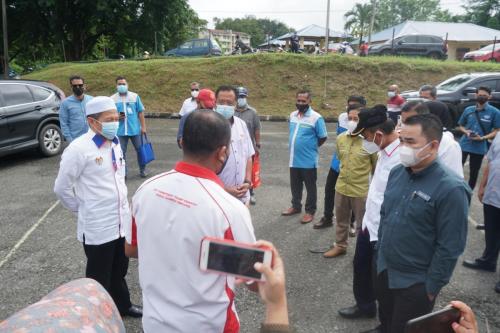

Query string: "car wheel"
[38, 124, 63, 157]
[381, 49, 392, 56]
[428, 52, 441, 59]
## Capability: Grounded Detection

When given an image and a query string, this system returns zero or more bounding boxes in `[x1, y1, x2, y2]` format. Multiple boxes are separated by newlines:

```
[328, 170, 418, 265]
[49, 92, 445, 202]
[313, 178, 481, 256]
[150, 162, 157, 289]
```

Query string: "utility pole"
[367, 0, 377, 45]
[154, 31, 158, 55]
[325, 0, 330, 52]
[1, 0, 9, 78]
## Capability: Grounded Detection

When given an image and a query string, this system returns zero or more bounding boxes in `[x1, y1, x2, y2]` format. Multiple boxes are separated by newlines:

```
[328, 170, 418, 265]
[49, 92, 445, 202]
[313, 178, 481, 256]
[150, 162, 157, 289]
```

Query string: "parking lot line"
[0, 200, 60, 270]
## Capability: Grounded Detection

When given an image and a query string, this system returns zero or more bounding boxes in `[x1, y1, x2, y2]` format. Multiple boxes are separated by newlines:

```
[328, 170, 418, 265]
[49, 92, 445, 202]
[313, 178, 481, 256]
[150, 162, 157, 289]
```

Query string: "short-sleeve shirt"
[218, 117, 255, 203]
[484, 133, 500, 208]
[458, 103, 500, 155]
[387, 95, 405, 113]
[234, 105, 261, 148]
[127, 161, 256, 333]
[111, 91, 145, 137]
[289, 108, 328, 168]
[179, 97, 198, 117]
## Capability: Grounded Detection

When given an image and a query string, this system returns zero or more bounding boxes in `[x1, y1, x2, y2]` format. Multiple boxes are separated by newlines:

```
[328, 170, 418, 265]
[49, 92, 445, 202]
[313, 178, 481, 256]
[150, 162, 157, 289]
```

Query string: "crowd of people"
[2, 74, 498, 333]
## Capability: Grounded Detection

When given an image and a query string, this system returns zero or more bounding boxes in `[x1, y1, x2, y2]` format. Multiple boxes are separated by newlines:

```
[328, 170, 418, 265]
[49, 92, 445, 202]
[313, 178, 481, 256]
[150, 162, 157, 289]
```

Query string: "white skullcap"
[85, 96, 117, 116]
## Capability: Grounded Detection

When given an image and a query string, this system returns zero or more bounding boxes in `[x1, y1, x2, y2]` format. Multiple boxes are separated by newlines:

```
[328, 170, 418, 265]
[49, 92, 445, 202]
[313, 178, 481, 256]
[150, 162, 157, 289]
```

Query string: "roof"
[355, 21, 500, 44]
[208, 29, 250, 37]
[277, 24, 351, 40]
[257, 38, 316, 47]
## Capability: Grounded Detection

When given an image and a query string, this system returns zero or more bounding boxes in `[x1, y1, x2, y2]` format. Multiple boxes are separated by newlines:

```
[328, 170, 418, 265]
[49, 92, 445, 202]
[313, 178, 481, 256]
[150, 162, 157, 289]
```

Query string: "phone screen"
[207, 242, 265, 279]
[405, 307, 460, 333]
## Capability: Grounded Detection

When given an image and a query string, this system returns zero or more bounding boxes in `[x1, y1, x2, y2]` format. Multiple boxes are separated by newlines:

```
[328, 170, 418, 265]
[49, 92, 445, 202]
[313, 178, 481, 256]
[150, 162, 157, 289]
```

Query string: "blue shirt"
[377, 161, 471, 296]
[288, 108, 327, 168]
[111, 92, 145, 137]
[59, 95, 93, 142]
[484, 133, 500, 208]
[330, 124, 347, 171]
[458, 103, 500, 155]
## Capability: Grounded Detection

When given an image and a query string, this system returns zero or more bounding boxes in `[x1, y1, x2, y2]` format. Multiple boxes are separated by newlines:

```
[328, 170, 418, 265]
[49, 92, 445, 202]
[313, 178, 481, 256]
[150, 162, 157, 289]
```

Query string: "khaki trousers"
[334, 192, 366, 249]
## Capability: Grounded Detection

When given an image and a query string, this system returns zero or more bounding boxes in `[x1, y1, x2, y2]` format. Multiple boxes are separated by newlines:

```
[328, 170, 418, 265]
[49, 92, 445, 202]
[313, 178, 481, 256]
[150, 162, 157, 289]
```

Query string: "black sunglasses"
[72, 84, 84, 88]
[191, 88, 199, 92]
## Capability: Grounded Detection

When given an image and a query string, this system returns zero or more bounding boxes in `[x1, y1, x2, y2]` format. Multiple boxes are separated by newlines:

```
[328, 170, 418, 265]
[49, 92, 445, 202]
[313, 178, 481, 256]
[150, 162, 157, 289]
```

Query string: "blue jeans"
[118, 135, 145, 174]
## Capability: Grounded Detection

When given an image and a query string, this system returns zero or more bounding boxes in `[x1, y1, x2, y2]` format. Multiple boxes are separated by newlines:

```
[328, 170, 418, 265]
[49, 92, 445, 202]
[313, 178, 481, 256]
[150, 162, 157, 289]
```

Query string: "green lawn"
[25, 53, 500, 117]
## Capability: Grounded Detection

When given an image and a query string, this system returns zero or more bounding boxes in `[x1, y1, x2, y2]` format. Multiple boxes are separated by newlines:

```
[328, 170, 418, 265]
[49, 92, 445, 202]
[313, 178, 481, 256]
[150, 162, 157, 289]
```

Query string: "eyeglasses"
[72, 84, 84, 88]
[191, 88, 199, 92]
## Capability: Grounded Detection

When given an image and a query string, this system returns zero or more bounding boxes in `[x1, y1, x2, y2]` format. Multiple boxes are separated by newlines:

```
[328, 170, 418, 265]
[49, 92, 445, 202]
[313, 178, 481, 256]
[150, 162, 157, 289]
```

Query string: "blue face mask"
[98, 120, 119, 140]
[237, 98, 247, 108]
[215, 105, 235, 119]
[117, 84, 128, 94]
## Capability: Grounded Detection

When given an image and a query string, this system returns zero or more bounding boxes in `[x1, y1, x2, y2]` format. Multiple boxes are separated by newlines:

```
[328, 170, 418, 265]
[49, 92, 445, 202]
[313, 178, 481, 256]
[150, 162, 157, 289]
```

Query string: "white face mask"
[346, 120, 358, 134]
[362, 133, 382, 154]
[191, 90, 199, 98]
[399, 142, 432, 167]
[387, 91, 396, 98]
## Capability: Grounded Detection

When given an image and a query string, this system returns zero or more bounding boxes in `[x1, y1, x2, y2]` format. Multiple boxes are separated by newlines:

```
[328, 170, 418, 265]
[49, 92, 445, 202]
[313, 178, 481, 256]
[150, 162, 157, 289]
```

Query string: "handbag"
[138, 134, 155, 165]
[251, 152, 261, 189]
[472, 110, 492, 150]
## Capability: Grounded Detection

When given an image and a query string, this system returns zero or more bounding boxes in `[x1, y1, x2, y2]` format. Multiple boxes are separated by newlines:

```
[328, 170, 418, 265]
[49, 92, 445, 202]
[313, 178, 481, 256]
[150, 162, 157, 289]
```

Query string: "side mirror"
[462, 87, 477, 96]
[397, 40, 403, 45]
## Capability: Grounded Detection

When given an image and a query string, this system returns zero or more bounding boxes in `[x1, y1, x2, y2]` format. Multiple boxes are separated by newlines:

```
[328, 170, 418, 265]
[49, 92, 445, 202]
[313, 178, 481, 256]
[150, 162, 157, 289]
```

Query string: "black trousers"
[480, 204, 500, 267]
[375, 270, 435, 333]
[387, 112, 401, 126]
[290, 167, 317, 214]
[353, 228, 376, 313]
[462, 151, 484, 190]
[323, 168, 339, 219]
[83, 237, 132, 313]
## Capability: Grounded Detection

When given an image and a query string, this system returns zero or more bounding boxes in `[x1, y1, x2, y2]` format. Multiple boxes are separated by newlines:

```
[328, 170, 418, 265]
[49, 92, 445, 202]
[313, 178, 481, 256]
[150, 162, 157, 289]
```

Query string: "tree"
[462, 0, 500, 27]
[214, 16, 292, 47]
[0, 0, 206, 66]
[344, 3, 374, 43]
[487, 17, 500, 30]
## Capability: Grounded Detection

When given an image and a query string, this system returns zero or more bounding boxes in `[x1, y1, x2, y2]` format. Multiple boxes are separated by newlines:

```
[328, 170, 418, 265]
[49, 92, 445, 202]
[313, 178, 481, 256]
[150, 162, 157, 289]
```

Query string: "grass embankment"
[25, 54, 500, 117]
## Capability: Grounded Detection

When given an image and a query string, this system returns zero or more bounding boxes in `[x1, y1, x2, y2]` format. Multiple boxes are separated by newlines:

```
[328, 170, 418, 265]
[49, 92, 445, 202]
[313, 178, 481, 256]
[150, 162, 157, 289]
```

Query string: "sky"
[188, 0, 466, 33]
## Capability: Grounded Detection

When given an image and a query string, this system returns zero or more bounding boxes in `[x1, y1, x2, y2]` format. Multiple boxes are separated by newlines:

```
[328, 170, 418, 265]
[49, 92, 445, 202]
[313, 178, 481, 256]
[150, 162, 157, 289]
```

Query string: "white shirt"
[362, 139, 401, 242]
[179, 97, 198, 116]
[218, 117, 255, 203]
[438, 131, 464, 178]
[127, 161, 256, 333]
[54, 130, 130, 245]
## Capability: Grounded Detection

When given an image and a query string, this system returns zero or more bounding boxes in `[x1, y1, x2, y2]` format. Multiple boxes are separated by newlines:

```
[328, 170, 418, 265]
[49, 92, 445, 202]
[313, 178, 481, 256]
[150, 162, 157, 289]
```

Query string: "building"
[277, 24, 351, 49]
[358, 20, 500, 61]
[199, 29, 251, 54]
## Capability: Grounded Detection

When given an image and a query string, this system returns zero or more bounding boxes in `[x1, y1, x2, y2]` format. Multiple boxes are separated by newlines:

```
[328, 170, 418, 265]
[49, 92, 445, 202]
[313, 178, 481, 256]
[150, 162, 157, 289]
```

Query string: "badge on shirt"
[95, 157, 103, 166]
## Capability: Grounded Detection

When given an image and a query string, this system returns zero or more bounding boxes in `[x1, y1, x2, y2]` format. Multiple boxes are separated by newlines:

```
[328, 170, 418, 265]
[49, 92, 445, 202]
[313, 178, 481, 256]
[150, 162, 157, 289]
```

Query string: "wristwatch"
[244, 179, 252, 186]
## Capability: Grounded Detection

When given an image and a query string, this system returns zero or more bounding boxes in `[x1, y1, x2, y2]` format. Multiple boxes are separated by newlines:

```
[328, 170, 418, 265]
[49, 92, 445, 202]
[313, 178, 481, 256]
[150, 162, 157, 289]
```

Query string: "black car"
[0, 80, 65, 158]
[401, 72, 500, 126]
[368, 34, 447, 59]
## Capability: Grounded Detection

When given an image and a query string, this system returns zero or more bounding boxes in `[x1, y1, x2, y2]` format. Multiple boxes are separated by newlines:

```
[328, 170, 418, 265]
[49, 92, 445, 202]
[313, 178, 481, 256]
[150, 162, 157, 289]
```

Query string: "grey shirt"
[234, 105, 261, 149]
[377, 160, 471, 296]
[484, 133, 500, 208]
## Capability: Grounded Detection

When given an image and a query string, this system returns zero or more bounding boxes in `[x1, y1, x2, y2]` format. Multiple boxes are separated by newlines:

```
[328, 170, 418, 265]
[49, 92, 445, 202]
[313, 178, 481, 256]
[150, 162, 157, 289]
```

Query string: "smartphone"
[470, 131, 479, 137]
[199, 237, 273, 281]
[404, 306, 461, 333]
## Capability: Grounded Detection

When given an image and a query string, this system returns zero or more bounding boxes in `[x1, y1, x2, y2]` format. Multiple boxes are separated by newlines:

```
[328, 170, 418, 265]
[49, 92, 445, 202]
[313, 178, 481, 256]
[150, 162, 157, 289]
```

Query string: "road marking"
[0, 200, 60, 270]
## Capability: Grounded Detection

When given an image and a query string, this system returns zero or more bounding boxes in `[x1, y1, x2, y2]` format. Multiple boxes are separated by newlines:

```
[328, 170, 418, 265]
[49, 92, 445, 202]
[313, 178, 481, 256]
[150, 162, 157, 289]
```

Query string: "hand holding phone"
[405, 306, 461, 333]
[199, 238, 273, 281]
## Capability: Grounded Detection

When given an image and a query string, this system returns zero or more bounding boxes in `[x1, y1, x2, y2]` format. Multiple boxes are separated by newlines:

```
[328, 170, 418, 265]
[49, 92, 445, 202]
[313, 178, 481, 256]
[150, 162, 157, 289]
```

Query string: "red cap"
[196, 89, 216, 109]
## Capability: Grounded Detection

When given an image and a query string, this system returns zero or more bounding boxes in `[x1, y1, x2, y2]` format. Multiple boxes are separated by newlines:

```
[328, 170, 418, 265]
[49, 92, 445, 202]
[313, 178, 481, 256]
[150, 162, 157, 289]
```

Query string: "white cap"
[338, 112, 349, 129]
[85, 96, 117, 116]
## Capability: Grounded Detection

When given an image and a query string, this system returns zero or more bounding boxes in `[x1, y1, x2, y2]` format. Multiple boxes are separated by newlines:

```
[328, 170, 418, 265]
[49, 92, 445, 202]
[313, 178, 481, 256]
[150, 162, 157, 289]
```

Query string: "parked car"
[460, 91, 500, 112]
[463, 43, 500, 62]
[401, 72, 500, 126]
[165, 38, 222, 57]
[328, 42, 354, 54]
[0, 80, 64, 158]
[368, 34, 447, 59]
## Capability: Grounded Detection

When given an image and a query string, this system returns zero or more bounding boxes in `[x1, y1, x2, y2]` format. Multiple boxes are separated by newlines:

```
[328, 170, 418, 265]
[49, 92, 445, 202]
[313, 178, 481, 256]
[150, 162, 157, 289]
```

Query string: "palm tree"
[344, 3, 373, 44]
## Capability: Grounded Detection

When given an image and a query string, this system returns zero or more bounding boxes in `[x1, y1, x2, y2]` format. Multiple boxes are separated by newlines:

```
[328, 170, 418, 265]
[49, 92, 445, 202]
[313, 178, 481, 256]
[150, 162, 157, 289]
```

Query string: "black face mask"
[72, 86, 84, 97]
[477, 96, 488, 105]
[216, 150, 230, 175]
[296, 103, 309, 113]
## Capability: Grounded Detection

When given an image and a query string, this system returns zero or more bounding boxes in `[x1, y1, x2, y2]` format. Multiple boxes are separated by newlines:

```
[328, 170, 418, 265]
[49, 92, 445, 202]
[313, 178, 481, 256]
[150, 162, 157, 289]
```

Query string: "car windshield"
[479, 44, 500, 51]
[436, 74, 475, 91]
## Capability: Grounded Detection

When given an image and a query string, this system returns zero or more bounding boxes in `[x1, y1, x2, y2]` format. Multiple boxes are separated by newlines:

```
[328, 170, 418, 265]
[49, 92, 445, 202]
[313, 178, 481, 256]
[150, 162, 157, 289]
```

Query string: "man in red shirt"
[386, 84, 405, 125]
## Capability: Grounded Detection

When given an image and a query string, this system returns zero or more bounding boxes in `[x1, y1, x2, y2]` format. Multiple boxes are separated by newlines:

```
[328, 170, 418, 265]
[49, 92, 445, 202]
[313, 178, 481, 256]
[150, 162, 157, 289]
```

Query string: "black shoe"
[122, 304, 143, 318]
[338, 305, 376, 319]
[495, 281, 500, 293]
[360, 325, 382, 333]
[462, 259, 496, 272]
[140, 171, 148, 178]
[476, 224, 485, 230]
[313, 217, 334, 229]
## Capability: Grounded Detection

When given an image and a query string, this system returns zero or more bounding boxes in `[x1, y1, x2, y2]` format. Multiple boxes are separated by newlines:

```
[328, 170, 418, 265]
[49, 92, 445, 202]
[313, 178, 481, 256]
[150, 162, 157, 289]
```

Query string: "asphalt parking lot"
[0, 119, 498, 332]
